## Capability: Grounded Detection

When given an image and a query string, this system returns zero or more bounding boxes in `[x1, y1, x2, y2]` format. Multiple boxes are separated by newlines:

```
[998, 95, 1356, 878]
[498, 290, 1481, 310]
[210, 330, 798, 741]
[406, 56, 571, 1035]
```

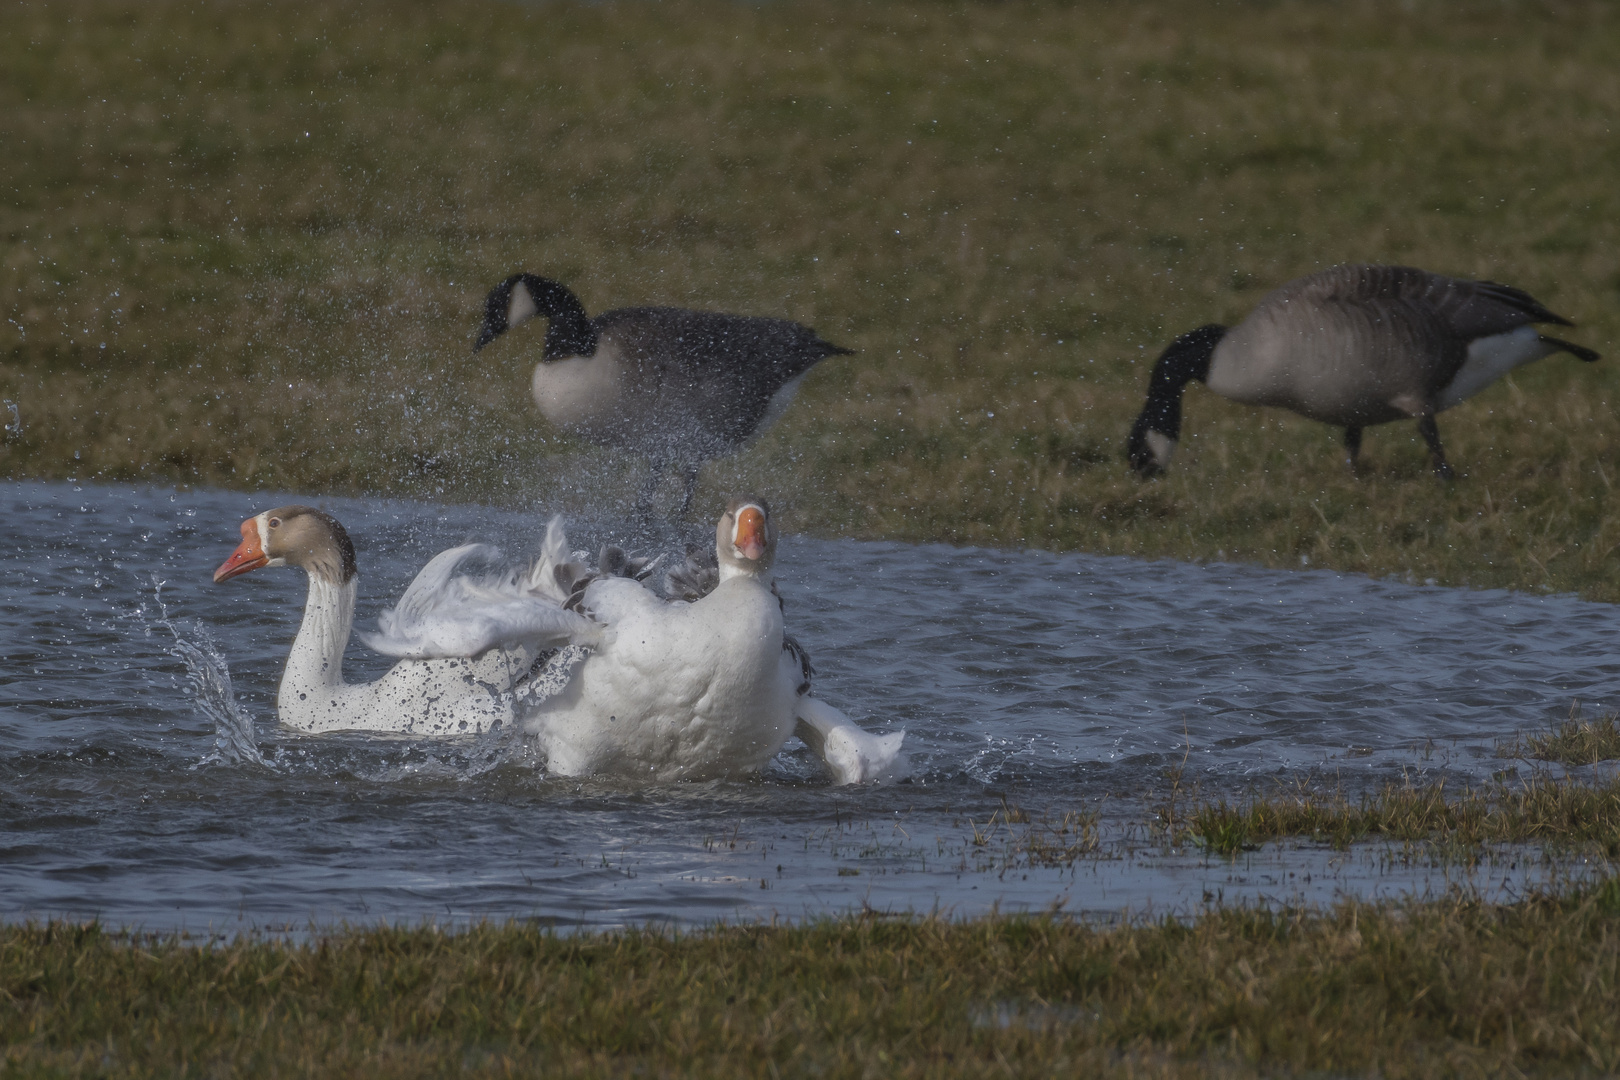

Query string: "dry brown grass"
[3, 0, 1619, 596]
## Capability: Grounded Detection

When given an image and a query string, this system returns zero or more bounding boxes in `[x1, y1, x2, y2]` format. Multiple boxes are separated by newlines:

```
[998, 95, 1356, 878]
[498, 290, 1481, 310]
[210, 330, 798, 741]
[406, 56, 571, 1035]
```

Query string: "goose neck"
[527, 278, 598, 360]
[281, 573, 357, 700]
[717, 562, 771, 587]
[1138, 325, 1226, 435]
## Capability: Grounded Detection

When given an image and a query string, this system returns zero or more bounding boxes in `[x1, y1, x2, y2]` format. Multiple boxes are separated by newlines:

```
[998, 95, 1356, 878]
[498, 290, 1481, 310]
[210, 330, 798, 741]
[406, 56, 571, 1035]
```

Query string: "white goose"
[212, 502, 903, 783]
[510, 497, 905, 783]
[212, 505, 593, 737]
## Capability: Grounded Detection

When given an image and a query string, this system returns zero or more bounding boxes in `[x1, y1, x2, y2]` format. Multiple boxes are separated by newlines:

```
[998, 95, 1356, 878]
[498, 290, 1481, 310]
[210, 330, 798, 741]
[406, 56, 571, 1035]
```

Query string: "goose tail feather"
[1540, 334, 1601, 363]
[794, 696, 907, 785]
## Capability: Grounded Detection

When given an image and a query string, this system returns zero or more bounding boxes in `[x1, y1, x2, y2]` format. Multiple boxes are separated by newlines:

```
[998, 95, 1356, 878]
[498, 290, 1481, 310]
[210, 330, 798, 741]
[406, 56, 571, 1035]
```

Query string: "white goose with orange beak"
[519, 497, 905, 783]
[212, 505, 596, 737]
[213, 500, 903, 783]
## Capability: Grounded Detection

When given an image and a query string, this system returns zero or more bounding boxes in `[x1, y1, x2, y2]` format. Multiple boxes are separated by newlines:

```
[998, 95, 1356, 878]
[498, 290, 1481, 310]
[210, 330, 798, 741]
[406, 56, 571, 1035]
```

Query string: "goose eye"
[268, 517, 281, 528]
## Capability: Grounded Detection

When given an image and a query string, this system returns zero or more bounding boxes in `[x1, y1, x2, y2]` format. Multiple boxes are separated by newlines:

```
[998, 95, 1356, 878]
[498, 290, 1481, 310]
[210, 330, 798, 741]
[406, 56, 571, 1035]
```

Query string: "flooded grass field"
[5, 2, 1620, 1070]
[4, 479, 1616, 933]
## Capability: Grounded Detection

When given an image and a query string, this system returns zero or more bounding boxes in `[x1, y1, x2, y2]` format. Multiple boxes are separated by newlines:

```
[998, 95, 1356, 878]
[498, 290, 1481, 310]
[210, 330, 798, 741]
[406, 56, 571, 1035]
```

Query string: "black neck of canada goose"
[474, 274, 599, 359]
[213, 504, 358, 587]
[1126, 323, 1226, 476]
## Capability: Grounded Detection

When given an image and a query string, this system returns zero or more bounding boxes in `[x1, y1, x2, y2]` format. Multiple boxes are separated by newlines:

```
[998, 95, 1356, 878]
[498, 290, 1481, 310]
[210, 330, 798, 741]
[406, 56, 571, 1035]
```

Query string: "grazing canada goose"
[474, 273, 853, 515]
[1126, 264, 1601, 478]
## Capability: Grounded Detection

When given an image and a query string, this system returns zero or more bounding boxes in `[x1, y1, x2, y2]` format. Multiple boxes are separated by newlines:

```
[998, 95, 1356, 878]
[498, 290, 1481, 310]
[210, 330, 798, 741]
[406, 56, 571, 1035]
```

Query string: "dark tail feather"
[1541, 334, 1601, 363]
[1475, 280, 1573, 327]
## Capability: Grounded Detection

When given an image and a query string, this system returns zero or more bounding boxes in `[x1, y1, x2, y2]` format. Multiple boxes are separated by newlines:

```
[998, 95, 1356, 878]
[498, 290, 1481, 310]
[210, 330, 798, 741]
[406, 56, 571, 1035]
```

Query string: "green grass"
[1186, 774, 1620, 857]
[3, 0, 1620, 596]
[8, 9, 1620, 1069]
[8, 888, 1620, 1078]
[1501, 707, 1620, 766]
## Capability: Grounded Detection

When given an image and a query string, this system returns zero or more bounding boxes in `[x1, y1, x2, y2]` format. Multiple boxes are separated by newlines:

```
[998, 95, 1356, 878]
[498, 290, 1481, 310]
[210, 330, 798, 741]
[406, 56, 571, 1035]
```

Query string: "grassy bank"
[4, 0, 1620, 595]
[7, 888, 1620, 1078]
[1183, 773, 1620, 857]
[1501, 708, 1620, 765]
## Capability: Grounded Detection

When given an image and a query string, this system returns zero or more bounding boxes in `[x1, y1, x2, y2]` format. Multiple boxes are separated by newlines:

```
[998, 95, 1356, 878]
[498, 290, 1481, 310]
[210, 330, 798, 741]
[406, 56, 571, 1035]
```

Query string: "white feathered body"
[258, 512, 903, 783]
[277, 573, 539, 737]
[524, 574, 799, 781]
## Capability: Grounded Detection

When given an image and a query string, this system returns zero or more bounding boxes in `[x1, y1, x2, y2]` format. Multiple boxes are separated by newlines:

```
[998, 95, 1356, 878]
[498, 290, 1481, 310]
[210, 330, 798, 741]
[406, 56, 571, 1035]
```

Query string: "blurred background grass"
[3, 0, 1618, 595]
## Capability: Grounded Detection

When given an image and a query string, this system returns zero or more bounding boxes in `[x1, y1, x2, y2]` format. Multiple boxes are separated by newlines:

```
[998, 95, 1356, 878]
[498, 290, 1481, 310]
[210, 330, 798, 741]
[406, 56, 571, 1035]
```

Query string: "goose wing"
[1281, 265, 1480, 393]
[361, 532, 602, 660]
[1307, 263, 1573, 352]
[1361, 265, 1579, 391]
[597, 308, 849, 443]
[662, 543, 721, 603]
[1412, 272, 1573, 340]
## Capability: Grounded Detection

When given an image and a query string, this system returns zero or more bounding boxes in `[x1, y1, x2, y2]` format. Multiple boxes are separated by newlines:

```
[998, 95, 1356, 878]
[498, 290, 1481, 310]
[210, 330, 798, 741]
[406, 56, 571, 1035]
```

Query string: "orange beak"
[214, 518, 268, 583]
[734, 506, 766, 561]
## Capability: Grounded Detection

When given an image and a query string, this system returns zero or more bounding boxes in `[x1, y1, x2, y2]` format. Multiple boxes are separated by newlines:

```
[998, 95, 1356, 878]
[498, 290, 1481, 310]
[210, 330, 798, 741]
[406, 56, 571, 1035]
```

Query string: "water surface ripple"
[2, 480, 1614, 931]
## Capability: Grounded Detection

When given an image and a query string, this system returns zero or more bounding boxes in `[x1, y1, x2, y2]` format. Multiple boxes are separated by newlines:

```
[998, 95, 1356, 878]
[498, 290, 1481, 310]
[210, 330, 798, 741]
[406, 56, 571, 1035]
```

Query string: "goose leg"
[1417, 416, 1455, 479]
[1343, 426, 1363, 473]
[676, 462, 701, 520]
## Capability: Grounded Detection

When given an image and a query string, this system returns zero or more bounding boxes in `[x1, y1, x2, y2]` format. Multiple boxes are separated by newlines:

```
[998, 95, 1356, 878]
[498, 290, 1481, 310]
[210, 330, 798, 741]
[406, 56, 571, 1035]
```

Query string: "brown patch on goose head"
[214, 505, 357, 585]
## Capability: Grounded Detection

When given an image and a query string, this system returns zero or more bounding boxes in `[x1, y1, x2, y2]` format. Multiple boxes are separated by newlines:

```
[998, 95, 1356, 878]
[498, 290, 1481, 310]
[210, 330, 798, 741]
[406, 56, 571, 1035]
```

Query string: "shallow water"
[2, 479, 1616, 933]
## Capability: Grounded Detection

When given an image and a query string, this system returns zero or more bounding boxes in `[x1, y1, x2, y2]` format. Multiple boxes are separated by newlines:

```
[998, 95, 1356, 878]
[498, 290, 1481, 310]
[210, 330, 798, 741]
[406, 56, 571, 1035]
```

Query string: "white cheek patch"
[1144, 430, 1176, 468]
[256, 512, 286, 568]
[507, 279, 539, 329]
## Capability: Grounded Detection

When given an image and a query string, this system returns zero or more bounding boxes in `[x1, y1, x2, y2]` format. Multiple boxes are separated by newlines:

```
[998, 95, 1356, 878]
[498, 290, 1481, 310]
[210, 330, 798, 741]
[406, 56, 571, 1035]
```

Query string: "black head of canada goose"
[474, 273, 854, 516]
[1126, 264, 1600, 478]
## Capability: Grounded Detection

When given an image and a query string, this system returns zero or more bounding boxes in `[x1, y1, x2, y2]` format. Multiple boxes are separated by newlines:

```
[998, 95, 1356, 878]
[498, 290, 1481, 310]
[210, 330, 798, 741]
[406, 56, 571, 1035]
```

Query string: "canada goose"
[474, 274, 853, 515]
[1126, 264, 1601, 478]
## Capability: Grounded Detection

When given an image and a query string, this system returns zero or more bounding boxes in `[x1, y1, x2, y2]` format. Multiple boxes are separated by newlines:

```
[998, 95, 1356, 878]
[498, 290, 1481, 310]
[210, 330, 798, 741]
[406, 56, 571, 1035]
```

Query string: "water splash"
[961, 735, 1039, 785]
[149, 578, 270, 769]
